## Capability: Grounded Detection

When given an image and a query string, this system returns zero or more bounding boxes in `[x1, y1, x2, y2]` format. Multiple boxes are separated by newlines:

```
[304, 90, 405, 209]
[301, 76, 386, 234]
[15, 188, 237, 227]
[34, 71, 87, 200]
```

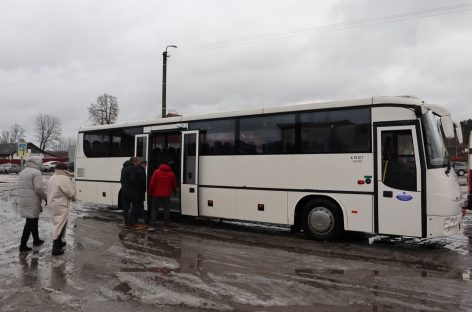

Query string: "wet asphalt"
[0, 174, 471, 311]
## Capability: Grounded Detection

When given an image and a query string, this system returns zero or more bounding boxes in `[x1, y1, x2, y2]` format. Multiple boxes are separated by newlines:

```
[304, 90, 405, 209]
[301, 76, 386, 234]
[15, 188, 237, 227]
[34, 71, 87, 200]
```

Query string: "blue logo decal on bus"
[396, 192, 413, 201]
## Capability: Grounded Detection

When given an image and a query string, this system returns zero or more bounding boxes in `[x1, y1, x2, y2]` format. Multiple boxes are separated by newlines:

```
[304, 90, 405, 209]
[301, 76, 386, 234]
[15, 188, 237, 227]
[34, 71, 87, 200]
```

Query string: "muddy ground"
[0, 174, 471, 311]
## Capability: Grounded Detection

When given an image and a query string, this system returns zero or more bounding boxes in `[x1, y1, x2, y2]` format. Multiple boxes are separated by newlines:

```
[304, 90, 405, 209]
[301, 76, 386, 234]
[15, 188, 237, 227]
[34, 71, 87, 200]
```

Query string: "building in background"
[0, 143, 66, 164]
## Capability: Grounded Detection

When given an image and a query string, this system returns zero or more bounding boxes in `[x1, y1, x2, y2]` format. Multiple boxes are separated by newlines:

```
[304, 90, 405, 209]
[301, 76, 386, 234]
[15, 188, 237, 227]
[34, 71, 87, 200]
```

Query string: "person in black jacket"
[120, 157, 141, 229]
[135, 159, 148, 225]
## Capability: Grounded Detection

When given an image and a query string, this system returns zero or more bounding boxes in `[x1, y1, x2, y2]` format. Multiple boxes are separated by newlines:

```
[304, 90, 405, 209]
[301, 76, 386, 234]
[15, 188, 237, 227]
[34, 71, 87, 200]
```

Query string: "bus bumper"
[427, 213, 462, 238]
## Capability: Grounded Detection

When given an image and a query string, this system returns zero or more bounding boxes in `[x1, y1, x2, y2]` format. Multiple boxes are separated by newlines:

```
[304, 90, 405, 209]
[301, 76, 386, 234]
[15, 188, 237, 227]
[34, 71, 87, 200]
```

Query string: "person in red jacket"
[148, 163, 177, 228]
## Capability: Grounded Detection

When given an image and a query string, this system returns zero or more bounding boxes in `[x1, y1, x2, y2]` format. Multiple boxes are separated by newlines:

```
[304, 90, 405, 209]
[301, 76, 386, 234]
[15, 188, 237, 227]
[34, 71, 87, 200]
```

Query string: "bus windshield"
[422, 111, 449, 168]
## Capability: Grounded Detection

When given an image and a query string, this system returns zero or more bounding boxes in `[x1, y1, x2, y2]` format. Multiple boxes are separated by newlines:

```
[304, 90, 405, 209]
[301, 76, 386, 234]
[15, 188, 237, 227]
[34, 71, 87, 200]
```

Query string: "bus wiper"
[445, 161, 451, 175]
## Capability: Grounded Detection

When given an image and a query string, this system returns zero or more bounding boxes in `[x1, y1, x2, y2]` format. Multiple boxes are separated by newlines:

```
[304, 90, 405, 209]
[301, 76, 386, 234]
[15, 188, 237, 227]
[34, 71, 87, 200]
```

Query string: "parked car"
[0, 163, 21, 174]
[67, 161, 74, 172]
[453, 162, 468, 176]
[42, 161, 60, 172]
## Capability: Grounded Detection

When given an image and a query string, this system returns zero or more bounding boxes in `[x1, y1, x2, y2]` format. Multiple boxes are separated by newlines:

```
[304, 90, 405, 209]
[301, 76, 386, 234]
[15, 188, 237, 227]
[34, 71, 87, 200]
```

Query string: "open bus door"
[148, 132, 182, 213]
[134, 134, 149, 208]
[181, 131, 199, 216]
[469, 130, 472, 210]
[375, 123, 425, 237]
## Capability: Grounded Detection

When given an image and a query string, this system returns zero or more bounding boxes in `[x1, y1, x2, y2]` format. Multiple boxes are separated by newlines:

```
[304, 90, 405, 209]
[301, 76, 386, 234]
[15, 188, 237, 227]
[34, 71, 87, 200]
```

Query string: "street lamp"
[162, 45, 177, 118]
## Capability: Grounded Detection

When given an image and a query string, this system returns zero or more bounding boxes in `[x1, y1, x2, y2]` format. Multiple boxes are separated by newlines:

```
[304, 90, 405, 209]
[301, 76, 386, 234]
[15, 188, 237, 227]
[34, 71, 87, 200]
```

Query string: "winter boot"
[58, 238, 66, 249]
[19, 245, 32, 253]
[52, 240, 64, 256]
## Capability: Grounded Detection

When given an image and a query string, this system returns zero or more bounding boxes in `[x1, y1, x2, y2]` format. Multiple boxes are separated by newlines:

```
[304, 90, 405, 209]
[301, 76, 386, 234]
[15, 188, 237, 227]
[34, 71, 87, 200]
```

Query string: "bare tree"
[0, 124, 26, 143]
[35, 114, 62, 151]
[88, 93, 119, 125]
[0, 130, 10, 144]
[10, 124, 26, 143]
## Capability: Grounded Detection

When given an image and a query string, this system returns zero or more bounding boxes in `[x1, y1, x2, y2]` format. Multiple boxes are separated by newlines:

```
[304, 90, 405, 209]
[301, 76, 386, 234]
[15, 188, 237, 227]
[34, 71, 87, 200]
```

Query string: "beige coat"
[46, 170, 76, 240]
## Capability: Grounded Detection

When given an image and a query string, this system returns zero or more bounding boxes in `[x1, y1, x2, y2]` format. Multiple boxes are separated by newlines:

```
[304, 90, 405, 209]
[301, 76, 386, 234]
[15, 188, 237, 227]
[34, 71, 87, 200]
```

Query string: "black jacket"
[135, 165, 147, 201]
[120, 160, 137, 199]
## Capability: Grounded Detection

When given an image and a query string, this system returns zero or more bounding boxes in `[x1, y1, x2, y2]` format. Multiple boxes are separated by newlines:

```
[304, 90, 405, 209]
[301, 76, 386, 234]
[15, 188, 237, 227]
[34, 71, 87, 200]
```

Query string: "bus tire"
[302, 199, 343, 240]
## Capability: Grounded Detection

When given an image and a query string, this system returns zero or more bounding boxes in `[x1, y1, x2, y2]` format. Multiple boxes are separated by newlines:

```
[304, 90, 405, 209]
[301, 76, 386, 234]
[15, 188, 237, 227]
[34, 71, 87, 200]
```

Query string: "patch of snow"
[107, 245, 180, 270]
[43, 287, 81, 309]
[115, 272, 232, 310]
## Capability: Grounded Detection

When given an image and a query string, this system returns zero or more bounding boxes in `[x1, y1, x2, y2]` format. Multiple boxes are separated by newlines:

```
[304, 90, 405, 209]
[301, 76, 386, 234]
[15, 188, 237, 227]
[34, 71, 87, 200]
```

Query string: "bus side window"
[381, 130, 417, 191]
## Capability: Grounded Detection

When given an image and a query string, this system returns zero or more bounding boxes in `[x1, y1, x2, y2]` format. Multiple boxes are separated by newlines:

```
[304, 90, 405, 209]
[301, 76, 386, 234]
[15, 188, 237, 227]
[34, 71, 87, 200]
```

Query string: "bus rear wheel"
[302, 199, 343, 240]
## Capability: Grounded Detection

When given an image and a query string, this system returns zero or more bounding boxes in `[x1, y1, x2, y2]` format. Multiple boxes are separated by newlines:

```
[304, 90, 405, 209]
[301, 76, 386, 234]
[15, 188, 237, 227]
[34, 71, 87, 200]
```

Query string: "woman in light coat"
[19, 156, 47, 252]
[46, 162, 76, 256]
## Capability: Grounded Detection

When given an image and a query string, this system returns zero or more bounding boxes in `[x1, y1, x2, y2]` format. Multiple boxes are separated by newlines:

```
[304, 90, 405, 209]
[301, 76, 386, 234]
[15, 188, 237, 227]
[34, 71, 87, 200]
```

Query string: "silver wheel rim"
[308, 206, 335, 234]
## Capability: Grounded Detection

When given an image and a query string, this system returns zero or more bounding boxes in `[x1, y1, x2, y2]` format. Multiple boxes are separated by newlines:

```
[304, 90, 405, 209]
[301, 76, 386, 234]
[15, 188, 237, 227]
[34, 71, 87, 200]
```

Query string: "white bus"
[75, 96, 465, 240]
[469, 131, 472, 210]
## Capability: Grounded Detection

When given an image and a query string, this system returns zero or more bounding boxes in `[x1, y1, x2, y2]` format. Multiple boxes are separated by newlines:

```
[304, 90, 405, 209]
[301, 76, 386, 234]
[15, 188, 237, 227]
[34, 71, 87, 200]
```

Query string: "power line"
[0, 2, 471, 89]
[177, 2, 472, 53]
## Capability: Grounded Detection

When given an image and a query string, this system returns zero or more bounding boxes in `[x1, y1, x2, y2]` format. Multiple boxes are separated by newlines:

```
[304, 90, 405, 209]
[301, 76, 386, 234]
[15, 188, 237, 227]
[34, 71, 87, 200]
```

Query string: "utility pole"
[162, 45, 177, 118]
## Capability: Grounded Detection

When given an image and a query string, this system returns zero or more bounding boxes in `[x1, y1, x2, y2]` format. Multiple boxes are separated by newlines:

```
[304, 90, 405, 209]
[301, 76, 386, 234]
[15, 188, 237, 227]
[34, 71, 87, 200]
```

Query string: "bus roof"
[79, 95, 430, 132]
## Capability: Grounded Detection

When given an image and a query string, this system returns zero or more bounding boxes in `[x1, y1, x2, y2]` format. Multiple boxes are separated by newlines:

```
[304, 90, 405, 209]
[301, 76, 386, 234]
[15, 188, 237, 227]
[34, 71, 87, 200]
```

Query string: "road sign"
[17, 142, 27, 157]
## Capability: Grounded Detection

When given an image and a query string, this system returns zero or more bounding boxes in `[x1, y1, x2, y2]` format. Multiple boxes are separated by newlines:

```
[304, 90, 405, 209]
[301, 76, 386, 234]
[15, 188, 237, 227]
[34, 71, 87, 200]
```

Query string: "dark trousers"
[20, 218, 40, 247]
[134, 200, 146, 224]
[121, 195, 138, 226]
[151, 197, 170, 226]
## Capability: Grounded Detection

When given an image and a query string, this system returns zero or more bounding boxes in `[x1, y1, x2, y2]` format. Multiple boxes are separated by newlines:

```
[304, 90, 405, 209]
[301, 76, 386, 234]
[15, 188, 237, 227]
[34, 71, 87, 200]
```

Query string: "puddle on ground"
[368, 220, 471, 256]
[1, 174, 472, 311]
[295, 267, 471, 281]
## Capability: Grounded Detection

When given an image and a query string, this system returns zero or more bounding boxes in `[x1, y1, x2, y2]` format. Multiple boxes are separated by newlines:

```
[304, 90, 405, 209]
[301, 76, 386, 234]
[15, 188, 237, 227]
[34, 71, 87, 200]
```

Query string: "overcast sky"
[1, 0, 471, 144]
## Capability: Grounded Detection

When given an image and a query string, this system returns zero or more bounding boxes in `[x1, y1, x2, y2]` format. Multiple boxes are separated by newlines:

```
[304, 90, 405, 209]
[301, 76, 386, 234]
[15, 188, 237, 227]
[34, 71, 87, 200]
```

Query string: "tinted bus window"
[83, 127, 142, 158]
[111, 128, 142, 157]
[83, 131, 111, 157]
[190, 119, 236, 155]
[381, 130, 417, 191]
[300, 108, 371, 153]
[239, 114, 296, 154]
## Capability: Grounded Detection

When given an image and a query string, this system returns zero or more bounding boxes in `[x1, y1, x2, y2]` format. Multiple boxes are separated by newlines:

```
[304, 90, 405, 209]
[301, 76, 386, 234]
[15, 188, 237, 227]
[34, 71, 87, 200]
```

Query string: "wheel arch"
[293, 194, 347, 231]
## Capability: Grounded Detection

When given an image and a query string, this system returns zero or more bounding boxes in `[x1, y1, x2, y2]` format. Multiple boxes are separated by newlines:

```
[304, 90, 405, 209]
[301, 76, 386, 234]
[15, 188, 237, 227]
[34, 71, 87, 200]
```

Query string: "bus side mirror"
[453, 121, 463, 144]
[440, 116, 455, 139]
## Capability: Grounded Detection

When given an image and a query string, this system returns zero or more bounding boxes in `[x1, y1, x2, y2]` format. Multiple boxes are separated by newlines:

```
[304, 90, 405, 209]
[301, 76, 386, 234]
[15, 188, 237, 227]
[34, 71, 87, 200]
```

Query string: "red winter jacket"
[148, 164, 177, 197]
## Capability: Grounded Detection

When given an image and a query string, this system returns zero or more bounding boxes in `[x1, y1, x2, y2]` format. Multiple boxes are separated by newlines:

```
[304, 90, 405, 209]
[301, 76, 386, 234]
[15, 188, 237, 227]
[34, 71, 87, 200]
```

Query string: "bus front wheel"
[302, 199, 343, 240]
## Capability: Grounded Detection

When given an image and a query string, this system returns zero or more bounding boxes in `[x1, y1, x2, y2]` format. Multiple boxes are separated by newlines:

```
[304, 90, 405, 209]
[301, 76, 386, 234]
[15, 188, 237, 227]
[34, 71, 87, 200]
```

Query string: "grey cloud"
[1, 0, 471, 145]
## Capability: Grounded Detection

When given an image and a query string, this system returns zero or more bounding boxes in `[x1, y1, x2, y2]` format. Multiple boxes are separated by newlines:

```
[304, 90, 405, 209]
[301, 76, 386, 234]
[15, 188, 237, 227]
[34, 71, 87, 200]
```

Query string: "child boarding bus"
[75, 96, 465, 240]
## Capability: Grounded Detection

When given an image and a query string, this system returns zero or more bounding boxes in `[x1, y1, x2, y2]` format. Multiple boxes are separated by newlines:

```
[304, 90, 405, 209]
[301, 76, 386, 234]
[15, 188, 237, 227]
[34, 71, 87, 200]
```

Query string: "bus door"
[149, 132, 182, 212]
[375, 124, 424, 237]
[135, 134, 149, 208]
[181, 131, 199, 216]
